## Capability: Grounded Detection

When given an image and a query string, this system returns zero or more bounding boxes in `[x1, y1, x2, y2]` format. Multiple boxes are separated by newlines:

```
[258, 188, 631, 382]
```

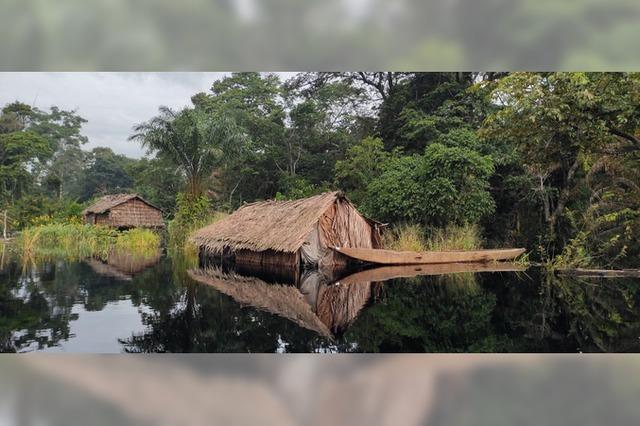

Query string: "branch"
[609, 127, 640, 147]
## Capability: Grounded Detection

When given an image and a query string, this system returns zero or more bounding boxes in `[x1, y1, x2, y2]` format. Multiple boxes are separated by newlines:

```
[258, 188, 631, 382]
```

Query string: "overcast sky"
[0, 72, 294, 158]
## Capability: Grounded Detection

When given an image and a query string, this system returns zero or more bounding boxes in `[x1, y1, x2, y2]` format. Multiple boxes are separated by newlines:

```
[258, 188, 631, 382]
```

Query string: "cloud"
[0, 72, 228, 158]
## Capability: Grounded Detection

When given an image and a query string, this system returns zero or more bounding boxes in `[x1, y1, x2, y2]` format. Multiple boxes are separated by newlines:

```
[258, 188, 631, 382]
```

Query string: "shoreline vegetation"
[16, 223, 161, 262]
[1, 72, 638, 272]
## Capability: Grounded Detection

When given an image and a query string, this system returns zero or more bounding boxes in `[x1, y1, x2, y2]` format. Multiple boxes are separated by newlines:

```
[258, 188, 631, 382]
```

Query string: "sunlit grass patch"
[425, 224, 482, 251]
[115, 228, 162, 254]
[383, 223, 427, 252]
[17, 223, 162, 262]
[383, 223, 483, 252]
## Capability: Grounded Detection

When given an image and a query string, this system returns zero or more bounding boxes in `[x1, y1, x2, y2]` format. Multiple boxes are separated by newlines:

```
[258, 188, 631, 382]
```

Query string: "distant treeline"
[1, 72, 639, 268]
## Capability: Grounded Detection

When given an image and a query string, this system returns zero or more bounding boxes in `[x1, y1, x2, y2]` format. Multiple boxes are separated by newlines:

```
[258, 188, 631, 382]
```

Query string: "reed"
[382, 223, 427, 252]
[114, 228, 162, 254]
[383, 223, 483, 252]
[425, 224, 483, 251]
[16, 223, 161, 261]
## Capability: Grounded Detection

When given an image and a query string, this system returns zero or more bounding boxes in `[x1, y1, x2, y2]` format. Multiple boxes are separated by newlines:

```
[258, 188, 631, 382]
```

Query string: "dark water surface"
[2, 252, 640, 353]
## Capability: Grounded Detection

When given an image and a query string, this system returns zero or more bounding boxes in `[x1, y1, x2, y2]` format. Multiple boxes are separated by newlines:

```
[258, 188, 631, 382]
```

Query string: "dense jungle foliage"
[1, 72, 638, 268]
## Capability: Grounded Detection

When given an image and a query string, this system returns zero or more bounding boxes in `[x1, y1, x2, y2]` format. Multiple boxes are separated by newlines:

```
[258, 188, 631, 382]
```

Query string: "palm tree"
[129, 106, 247, 197]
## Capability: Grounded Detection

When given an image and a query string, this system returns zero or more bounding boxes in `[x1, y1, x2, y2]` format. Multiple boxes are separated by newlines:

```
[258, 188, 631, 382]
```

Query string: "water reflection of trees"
[0, 255, 162, 352]
[3, 252, 640, 353]
[121, 260, 333, 353]
[340, 272, 505, 352]
[486, 270, 640, 352]
[540, 275, 640, 352]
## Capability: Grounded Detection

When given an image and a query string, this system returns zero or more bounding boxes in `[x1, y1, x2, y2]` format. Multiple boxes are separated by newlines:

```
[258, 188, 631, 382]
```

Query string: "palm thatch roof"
[190, 191, 380, 255]
[83, 194, 160, 215]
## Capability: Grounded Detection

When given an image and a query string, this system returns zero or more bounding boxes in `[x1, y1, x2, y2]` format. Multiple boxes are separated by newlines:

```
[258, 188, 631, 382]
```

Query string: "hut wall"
[108, 199, 164, 228]
[235, 249, 300, 270]
[85, 213, 96, 225]
[95, 212, 111, 226]
[314, 199, 383, 267]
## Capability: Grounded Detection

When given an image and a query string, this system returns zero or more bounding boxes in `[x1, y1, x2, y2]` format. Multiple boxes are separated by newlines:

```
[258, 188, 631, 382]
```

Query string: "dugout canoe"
[332, 247, 526, 265]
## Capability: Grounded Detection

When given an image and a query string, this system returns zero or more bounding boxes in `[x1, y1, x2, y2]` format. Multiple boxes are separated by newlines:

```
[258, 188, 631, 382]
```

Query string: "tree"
[481, 72, 640, 249]
[0, 130, 52, 204]
[129, 106, 248, 198]
[129, 156, 184, 216]
[334, 136, 394, 205]
[79, 147, 135, 200]
[364, 132, 495, 226]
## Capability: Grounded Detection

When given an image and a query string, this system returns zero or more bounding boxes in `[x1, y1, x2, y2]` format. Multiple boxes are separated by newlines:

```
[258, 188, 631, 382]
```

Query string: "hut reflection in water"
[189, 261, 524, 339]
[86, 250, 162, 281]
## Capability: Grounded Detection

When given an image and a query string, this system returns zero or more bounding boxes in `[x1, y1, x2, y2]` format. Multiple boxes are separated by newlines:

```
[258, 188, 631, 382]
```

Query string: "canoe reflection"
[188, 262, 525, 339]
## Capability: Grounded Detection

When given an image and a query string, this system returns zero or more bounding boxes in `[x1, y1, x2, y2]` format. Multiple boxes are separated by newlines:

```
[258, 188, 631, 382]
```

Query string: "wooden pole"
[2, 210, 6, 240]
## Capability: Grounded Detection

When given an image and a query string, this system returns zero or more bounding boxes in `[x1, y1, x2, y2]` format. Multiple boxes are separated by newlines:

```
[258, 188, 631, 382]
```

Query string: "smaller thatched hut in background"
[83, 194, 164, 229]
[190, 191, 384, 269]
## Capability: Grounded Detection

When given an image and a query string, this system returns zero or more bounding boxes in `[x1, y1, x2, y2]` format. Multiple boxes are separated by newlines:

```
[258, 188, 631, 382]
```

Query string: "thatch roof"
[190, 191, 379, 255]
[83, 194, 160, 215]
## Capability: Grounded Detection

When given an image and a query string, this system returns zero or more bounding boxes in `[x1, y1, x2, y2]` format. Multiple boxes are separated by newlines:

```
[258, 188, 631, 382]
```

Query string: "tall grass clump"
[425, 224, 483, 251]
[114, 228, 162, 257]
[383, 223, 483, 252]
[383, 223, 427, 252]
[18, 223, 117, 260]
[17, 223, 163, 262]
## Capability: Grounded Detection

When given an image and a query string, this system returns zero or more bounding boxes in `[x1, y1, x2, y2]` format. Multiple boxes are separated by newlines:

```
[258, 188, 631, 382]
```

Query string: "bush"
[114, 228, 162, 255]
[275, 176, 329, 201]
[364, 142, 495, 226]
[167, 192, 227, 249]
[18, 223, 117, 260]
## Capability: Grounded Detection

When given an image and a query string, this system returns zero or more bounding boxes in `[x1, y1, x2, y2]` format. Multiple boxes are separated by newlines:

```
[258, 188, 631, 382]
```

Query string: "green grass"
[383, 223, 427, 252]
[383, 223, 483, 252]
[17, 223, 161, 262]
[425, 224, 483, 251]
[115, 228, 162, 254]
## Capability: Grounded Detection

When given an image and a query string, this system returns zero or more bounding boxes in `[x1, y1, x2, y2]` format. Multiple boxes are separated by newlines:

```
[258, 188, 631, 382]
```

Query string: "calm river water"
[1, 251, 639, 353]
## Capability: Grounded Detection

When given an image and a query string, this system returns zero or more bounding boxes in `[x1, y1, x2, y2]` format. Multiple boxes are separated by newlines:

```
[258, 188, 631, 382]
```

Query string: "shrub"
[18, 223, 118, 260]
[382, 223, 483, 252]
[167, 192, 228, 249]
[363, 139, 495, 226]
[114, 228, 162, 255]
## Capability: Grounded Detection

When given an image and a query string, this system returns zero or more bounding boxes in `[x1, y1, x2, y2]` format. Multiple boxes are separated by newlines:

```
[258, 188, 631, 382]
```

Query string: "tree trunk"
[547, 157, 581, 240]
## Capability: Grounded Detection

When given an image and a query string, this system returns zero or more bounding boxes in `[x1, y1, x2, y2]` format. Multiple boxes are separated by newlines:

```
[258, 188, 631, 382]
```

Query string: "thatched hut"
[190, 191, 384, 268]
[83, 194, 164, 229]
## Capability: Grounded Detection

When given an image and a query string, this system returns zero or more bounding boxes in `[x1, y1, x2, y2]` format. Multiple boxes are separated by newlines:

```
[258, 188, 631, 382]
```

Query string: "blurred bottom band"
[0, 354, 637, 426]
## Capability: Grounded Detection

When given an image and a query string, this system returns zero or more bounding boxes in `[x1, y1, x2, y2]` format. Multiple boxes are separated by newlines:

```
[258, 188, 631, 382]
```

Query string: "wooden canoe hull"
[332, 247, 526, 265]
